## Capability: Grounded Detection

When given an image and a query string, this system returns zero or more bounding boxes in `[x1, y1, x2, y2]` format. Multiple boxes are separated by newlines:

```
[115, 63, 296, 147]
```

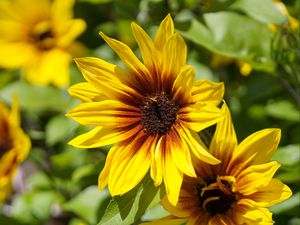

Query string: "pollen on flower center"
[196, 177, 237, 216]
[140, 92, 180, 135]
[0, 119, 12, 157]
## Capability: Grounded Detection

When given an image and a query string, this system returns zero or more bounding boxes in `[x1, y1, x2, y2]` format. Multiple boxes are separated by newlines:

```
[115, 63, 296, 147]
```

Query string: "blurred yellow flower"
[0, 98, 31, 202]
[145, 103, 292, 225]
[67, 15, 225, 205]
[0, 0, 86, 87]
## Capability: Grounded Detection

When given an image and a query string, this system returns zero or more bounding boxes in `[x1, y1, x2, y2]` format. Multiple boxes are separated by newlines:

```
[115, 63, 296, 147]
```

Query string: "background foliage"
[0, 0, 299, 225]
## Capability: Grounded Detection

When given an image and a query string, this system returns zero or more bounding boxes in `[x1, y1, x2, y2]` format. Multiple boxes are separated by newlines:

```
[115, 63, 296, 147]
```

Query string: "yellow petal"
[162, 33, 187, 83]
[236, 161, 280, 195]
[108, 133, 152, 195]
[172, 65, 195, 104]
[131, 22, 159, 73]
[66, 100, 140, 127]
[234, 200, 274, 225]
[0, 20, 24, 40]
[169, 128, 196, 177]
[74, 57, 142, 101]
[51, 0, 73, 24]
[179, 103, 224, 132]
[68, 82, 106, 102]
[23, 49, 71, 87]
[99, 32, 152, 83]
[161, 193, 194, 218]
[0, 41, 35, 68]
[68, 125, 142, 148]
[178, 124, 220, 165]
[8, 96, 20, 127]
[192, 80, 224, 105]
[231, 128, 281, 172]
[56, 19, 86, 47]
[150, 136, 163, 186]
[163, 149, 183, 206]
[210, 102, 237, 167]
[155, 14, 174, 50]
[98, 144, 118, 190]
[248, 178, 292, 207]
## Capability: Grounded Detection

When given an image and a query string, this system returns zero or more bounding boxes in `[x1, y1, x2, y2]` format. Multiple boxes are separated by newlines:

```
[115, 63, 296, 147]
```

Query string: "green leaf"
[45, 115, 78, 146]
[11, 190, 64, 223]
[266, 100, 300, 122]
[98, 175, 164, 225]
[63, 186, 110, 224]
[273, 145, 300, 166]
[178, 12, 275, 71]
[0, 80, 72, 113]
[230, 0, 286, 24]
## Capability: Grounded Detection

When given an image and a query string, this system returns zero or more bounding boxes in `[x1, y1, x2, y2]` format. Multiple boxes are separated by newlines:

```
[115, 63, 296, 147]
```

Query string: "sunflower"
[67, 14, 224, 205]
[0, 0, 86, 87]
[0, 98, 31, 202]
[144, 103, 292, 225]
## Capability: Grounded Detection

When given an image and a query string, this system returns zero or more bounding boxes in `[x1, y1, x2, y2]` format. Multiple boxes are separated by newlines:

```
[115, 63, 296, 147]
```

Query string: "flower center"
[140, 92, 180, 135]
[196, 176, 237, 216]
[30, 21, 55, 50]
[0, 119, 12, 158]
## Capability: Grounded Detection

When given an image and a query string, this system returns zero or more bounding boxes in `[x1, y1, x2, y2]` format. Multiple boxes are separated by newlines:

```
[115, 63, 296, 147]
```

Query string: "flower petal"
[177, 124, 220, 165]
[161, 192, 195, 218]
[131, 22, 159, 73]
[179, 103, 224, 132]
[172, 65, 195, 104]
[234, 200, 274, 225]
[169, 128, 196, 177]
[74, 57, 142, 102]
[68, 82, 106, 102]
[66, 100, 140, 127]
[231, 128, 281, 173]
[162, 33, 187, 85]
[236, 161, 280, 195]
[68, 125, 142, 148]
[108, 132, 152, 195]
[23, 49, 71, 87]
[192, 80, 224, 105]
[0, 41, 35, 68]
[155, 14, 174, 50]
[248, 178, 292, 207]
[210, 102, 237, 168]
[99, 32, 152, 86]
[98, 144, 118, 190]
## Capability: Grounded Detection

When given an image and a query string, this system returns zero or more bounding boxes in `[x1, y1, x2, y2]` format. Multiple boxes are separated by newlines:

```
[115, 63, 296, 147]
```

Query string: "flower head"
[0, 0, 86, 87]
[0, 98, 31, 202]
[146, 103, 292, 225]
[67, 15, 224, 205]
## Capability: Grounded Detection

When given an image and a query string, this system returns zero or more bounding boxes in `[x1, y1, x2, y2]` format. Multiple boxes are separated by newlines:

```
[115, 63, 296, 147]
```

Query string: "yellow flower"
[145, 103, 292, 225]
[67, 15, 224, 205]
[0, 98, 31, 202]
[0, 0, 86, 87]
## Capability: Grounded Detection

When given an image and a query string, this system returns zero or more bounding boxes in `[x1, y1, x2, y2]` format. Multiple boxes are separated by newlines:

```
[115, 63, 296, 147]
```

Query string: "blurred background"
[0, 0, 299, 224]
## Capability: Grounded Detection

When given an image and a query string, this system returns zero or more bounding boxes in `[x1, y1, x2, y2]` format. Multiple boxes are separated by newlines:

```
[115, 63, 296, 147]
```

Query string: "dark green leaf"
[98, 175, 164, 225]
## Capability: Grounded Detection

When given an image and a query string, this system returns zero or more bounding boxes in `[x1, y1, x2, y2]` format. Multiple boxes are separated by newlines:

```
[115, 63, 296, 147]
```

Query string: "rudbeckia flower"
[0, 0, 86, 87]
[145, 103, 292, 225]
[0, 98, 31, 202]
[67, 14, 225, 205]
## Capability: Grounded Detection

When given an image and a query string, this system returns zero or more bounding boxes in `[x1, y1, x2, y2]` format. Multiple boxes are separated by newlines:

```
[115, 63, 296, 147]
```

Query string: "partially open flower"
[145, 103, 292, 225]
[0, 98, 31, 202]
